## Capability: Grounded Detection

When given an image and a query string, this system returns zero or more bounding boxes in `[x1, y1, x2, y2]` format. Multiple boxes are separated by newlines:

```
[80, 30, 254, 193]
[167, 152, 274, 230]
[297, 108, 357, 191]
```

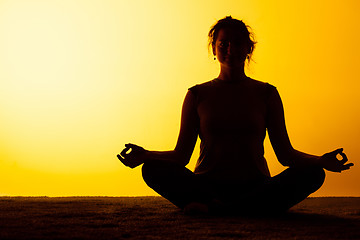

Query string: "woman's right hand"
[117, 143, 148, 168]
[319, 148, 353, 172]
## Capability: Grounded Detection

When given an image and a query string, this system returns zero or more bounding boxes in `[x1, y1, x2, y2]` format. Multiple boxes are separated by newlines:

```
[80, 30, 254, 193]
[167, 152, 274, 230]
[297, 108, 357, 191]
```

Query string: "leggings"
[142, 160, 325, 214]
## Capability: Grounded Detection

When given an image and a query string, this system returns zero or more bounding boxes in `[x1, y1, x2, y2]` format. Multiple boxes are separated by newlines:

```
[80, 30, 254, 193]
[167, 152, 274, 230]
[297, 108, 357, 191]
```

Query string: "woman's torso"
[189, 78, 275, 182]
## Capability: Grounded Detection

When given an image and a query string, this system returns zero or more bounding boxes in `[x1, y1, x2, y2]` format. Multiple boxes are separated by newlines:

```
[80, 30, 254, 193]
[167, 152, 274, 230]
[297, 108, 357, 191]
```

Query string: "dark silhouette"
[117, 16, 353, 215]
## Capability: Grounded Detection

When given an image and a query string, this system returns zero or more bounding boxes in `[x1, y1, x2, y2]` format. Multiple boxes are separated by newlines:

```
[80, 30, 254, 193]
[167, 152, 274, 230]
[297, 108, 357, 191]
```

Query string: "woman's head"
[208, 16, 256, 64]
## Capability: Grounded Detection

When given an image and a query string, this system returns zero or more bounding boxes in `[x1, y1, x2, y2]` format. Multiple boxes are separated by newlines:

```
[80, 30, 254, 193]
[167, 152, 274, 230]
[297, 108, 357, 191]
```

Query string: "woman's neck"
[217, 67, 247, 82]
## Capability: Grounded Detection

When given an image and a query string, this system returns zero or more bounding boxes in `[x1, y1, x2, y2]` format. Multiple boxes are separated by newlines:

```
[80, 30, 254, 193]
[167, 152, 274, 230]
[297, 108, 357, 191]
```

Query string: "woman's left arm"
[266, 87, 353, 172]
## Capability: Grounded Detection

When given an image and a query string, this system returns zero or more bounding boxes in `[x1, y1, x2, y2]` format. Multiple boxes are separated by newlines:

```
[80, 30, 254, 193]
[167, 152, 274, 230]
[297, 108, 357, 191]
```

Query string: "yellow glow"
[0, 0, 359, 196]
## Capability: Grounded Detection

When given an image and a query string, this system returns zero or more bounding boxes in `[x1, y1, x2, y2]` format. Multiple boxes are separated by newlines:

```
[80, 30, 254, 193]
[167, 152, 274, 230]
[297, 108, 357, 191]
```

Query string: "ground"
[0, 197, 359, 239]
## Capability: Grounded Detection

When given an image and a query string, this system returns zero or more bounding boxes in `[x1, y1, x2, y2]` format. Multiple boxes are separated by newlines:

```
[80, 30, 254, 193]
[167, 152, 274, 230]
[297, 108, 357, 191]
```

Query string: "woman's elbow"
[178, 154, 191, 166]
[173, 150, 191, 166]
[278, 158, 292, 167]
[275, 150, 295, 167]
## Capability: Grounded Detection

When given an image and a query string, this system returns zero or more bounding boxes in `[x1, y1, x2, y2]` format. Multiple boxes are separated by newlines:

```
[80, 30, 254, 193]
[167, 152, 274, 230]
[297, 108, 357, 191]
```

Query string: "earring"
[214, 56, 216, 60]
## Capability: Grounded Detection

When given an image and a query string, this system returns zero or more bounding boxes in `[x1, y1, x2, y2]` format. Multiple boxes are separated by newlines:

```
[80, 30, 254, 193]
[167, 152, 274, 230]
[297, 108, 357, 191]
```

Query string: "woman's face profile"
[213, 27, 249, 68]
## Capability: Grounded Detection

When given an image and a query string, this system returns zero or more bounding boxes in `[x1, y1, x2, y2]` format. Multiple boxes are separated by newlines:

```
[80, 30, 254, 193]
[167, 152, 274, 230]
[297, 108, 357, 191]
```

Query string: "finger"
[117, 154, 129, 166]
[329, 148, 343, 156]
[341, 166, 350, 171]
[125, 143, 139, 147]
[126, 143, 144, 151]
[341, 163, 354, 171]
[120, 147, 130, 157]
[339, 152, 348, 164]
[126, 143, 141, 149]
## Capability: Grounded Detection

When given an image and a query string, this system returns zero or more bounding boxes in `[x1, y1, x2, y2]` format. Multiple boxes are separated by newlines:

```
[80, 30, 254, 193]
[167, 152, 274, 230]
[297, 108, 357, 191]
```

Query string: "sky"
[0, 0, 359, 196]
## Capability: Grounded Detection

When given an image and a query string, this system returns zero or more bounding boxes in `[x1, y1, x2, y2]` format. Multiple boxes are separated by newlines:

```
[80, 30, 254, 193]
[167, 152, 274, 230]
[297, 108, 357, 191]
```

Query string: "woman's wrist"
[314, 155, 324, 167]
[142, 150, 151, 162]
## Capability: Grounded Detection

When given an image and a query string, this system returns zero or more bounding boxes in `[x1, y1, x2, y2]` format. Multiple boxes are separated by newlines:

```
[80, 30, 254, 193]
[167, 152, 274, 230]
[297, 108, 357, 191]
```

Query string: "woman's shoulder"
[249, 78, 276, 89]
[188, 79, 216, 95]
[189, 79, 215, 89]
[248, 78, 278, 97]
[188, 78, 278, 96]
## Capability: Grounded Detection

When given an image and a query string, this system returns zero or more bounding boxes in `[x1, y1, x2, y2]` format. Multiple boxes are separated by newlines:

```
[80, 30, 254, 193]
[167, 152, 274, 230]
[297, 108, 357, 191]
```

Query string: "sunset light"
[0, 0, 359, 196]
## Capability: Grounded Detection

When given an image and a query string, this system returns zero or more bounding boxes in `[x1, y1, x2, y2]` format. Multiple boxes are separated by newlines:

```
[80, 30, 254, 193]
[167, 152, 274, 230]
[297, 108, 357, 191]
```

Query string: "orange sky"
[0, 0, 359, 196]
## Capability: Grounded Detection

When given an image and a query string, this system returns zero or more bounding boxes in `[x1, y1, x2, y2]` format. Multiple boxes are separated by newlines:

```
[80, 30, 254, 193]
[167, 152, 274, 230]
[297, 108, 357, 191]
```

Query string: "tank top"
[189, 78, 276, 182]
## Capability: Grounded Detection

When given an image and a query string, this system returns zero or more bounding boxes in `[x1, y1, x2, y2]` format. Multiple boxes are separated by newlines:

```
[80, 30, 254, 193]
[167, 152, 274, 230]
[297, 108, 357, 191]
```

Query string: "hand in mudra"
[320, 148, 354, 172]
[117, 143, 147, 168]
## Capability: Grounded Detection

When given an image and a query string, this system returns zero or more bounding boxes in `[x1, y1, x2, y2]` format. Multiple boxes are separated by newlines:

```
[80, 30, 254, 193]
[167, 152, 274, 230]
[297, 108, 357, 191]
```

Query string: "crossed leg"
[142, 160, 215, 209]
[142, 160, 325, 214]
[228, 167, 326, 214]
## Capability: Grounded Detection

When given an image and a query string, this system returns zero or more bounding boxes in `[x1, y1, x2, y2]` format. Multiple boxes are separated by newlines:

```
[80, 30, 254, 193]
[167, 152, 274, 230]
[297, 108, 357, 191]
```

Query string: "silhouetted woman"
[117, 16, 353, 215]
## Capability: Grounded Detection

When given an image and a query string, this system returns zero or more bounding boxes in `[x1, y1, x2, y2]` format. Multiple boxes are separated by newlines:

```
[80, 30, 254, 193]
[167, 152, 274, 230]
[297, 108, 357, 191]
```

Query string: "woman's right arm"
[117, 90, 199, 168]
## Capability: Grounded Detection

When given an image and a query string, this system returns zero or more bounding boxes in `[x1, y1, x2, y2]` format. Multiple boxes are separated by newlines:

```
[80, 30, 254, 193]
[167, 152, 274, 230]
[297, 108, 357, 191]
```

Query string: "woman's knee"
[141, 161, 162, 186]
[290, 166, 325, 194]
[278, 166, 325, 194]
[306, 167, 326, 192]
[142, 160, 188, 187]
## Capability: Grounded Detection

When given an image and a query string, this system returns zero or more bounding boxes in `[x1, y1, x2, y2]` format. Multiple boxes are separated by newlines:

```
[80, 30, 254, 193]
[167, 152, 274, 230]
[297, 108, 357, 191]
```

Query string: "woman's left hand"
[319, 148, 354, 172]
